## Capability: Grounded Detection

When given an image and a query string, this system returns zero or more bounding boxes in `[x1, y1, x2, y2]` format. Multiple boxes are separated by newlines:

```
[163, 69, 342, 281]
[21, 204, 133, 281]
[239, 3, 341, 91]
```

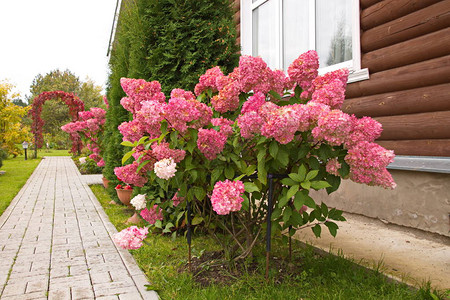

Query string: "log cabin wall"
[231, 0, 241, 46]
[344, 0, 450, 157]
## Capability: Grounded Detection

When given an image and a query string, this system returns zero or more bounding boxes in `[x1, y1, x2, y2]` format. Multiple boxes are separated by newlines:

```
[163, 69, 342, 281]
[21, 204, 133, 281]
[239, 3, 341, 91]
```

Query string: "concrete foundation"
[310, 170, 450, 237]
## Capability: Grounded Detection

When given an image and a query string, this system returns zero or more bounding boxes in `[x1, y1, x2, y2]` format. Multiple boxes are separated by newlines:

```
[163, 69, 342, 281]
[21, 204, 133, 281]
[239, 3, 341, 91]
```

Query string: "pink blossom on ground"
[197, 128, 228, 160]
[312, 110, 353, 146]
[287, 50, 319, 93]
[118, 119, 146, 143]
[210, 180, 245, 215]
[113, 226, 149, 250]
[345, 141, 396, 189]
[151, 142, 185, 163]
[114, 162, 147, 187]
[326, 158, 342, 176]
[140, 205, 163, 224]
[154, 158, 177, 180]
[194, 66, 225, 96]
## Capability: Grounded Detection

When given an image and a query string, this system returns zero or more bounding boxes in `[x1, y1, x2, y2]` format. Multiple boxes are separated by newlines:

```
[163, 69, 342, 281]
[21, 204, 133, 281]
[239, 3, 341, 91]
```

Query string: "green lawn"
[91, 185, 447, 300]
[0, 149, 70, 216]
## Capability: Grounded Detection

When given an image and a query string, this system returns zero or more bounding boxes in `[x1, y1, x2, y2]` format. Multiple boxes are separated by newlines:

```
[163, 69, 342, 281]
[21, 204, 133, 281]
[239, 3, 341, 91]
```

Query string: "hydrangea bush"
[112, 51, 396, 258]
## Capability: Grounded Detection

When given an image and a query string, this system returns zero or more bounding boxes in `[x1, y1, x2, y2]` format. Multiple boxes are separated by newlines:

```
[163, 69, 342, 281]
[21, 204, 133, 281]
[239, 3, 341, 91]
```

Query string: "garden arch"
[30, 91, 85, 157]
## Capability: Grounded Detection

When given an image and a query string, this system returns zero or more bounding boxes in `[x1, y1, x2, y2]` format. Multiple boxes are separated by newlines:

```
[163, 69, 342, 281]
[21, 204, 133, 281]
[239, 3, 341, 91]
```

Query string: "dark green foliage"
[103, 0, 239, 199]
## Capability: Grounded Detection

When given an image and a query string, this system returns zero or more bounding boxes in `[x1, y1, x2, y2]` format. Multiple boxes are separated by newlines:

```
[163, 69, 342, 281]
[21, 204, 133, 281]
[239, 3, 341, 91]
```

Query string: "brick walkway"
[0, 157, 158, 300]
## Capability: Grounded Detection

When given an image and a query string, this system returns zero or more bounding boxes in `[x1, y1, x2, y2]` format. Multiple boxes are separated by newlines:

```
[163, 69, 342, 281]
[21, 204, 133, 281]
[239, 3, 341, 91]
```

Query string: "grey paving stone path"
[0, 157, 159, 300]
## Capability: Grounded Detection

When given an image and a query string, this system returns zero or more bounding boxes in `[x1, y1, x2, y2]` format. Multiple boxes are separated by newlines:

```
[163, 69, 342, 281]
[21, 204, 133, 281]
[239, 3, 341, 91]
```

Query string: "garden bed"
[90, 184, 447, 300]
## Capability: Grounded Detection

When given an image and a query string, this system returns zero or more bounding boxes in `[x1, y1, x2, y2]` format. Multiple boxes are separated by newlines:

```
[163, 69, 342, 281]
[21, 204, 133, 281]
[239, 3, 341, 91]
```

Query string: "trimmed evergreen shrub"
[103, 0, 239, 198]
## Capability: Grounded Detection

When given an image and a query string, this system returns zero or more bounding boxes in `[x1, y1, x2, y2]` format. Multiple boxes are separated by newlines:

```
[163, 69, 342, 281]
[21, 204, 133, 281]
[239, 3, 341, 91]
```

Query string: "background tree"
[28, 69, 104, 149]
[0, 80, 30, 157]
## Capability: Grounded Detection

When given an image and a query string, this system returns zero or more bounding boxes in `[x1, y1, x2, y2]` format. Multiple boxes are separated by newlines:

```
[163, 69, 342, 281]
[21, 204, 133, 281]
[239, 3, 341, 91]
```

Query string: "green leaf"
[283, 206, 292, 224]
[179, 183, 187, 197]
[136, 160, 150, 173]
[288, 173, 302, 182]
[245, 164, 256, 176]
[271, 208, 282, 220]
[305, 170, 319, 181]
[193, 186, 206, 201]
[312, 224, 322, 237]
[297, 164, 307, 181]
[241, 194, 249, 211]
[300, 181, 311, 190]
[293, 193, 305, 211]
[277, 149, 289, 167]
[235, 174, 246, 181]
[290, 210, 303, 226]
[210, 167, 223, 185]
[297, 144, 309, 160]
[154, 220, 162, 229]
[287, 184, 299, 199]
[308, 156, 320, 169]
[338, 161, 350, 178]
[137, 136, 148, 146]
[281, 177, 297, 186]
[121, 141, 135, 147]
[325, 221, 339, 237]
[257, 159, 267, 185]
[321, 202, 329, 218]
[268, 90, 282, 101]
[224, 165, 235, 179]
[257, 147, 266, 163]
[244, 182, 259, 193]
[121, 150, 135, 165]
[311, 180, 332, 190]
[269, 141, 279, 158]
[192, 216, 204, 226]
[278, 195, 290, 208]
[301, 190, 316, 208]
[326, 175, 341, 194]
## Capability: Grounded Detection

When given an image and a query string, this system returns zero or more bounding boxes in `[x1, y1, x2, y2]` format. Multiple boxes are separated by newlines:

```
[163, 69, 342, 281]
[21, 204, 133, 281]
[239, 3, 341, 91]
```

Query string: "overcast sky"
[0, 0, 118, 100]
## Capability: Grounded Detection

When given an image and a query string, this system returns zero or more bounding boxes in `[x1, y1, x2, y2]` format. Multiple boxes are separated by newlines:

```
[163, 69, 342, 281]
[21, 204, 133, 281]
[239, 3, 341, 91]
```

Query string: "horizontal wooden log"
[361, 0, 441, 30]
[361, 0, 450, 52]
[377, 139, 450, 157]
[375, 111, 450, 140]
[361, 0, 380, 9]
[233, 0, 240, 12]
[346, 55, 450, 98]
[343, 83, 450, 117]
[362, 27, 450, 73]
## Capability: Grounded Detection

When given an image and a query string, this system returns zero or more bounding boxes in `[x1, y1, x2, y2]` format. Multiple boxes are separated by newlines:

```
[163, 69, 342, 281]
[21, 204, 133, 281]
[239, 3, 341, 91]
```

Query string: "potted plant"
[115, 184, 133, 207]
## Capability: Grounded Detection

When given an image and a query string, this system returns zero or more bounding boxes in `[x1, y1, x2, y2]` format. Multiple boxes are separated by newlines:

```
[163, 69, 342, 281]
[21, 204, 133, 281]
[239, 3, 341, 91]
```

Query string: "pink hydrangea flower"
[210, 180, 245, 215]
[170, 88, 195, 100]
[114, 162, 147, 187]
[237, 111, 264, 139]
[172, 192, 184, 207]
[165, 97, 201, 132]
[194, 66, 225, 96]
[326, 158, 342, 176]
[211, 117, 234, 137]
[197, 128, 228, 160]
[346, 116, 383, 148]
[118, 119, 146, 143]
[211, 80, 240, 113]
[90, 107, 106, 119]
[311, 79, 346, 109]
[79, 111, 94, 121]
[151, 142, 186, 163]
[241, 92, 266, 114]
[313, 68, 349, 91]
[113, 226, 149, 250]
[261, 105, 306, 144]
[312, 110, 353, 146]
[97, 159, 105, 167]
[140, 205, 163, 224]
[120, 78, 166, 104]
[287, 50, 319, 93]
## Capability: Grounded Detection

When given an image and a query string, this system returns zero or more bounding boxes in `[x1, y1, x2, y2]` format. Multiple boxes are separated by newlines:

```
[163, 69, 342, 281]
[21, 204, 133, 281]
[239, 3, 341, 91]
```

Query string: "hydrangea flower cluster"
[172, 192, 184, 207]
[154, 158, 177, 180]
[130, 194, 147, 210]
[114, 162, 147, 187]
[140, 205, 163, 224]
[197, 128, 228, 160]
[113, 226, 148, 250]
[210, 180, 245, 215]
[61, 106, 107, 166]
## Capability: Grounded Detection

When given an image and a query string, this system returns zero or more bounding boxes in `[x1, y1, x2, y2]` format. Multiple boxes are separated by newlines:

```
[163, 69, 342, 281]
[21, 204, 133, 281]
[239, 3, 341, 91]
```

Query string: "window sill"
[387, 155, 450, 174]
[347, 68, 369, 84]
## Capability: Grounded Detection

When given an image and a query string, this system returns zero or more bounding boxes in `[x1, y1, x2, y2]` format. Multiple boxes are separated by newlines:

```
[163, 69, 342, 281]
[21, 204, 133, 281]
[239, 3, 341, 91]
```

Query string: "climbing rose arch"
[29, 91, 85, 154]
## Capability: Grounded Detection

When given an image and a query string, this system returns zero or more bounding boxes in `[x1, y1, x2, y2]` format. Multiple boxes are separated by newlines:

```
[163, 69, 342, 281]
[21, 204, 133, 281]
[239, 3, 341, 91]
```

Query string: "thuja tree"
[111, 51, 396, 259]
[104, 0, 239, 196]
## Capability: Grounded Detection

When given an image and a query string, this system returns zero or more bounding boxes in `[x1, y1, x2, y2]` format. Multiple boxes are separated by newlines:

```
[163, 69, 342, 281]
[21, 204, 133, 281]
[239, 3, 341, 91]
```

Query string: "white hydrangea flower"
[130, 194, 147, 210]
[79, 157, 87, 164]
[154, 158, 177, 180]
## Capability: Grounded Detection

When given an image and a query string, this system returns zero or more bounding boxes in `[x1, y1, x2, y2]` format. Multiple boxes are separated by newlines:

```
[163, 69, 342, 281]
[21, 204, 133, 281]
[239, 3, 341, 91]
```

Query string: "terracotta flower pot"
[102, 177, 110, 189]
[116, 188, 133, 208]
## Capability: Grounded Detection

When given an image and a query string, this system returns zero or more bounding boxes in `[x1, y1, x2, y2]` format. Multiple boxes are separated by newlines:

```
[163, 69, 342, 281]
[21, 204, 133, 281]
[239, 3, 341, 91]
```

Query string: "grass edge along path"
[90, 184, 447, 300]
[0, 149, 70, 216]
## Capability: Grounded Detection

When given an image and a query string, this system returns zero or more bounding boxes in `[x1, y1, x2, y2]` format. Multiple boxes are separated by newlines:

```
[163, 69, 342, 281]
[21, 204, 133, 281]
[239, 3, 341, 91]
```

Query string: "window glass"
[252, 0, 280, 68]
[316, 0, 353, 68]
[283, 0, 310, 70]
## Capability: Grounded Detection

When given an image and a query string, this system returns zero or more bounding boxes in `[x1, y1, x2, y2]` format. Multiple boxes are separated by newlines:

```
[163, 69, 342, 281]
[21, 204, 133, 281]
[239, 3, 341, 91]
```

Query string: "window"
[241, 0, 369, 83]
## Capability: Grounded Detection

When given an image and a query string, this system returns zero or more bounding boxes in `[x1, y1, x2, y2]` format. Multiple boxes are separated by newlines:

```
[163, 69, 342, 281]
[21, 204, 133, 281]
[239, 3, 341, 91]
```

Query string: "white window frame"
[241, 0, 369, 83]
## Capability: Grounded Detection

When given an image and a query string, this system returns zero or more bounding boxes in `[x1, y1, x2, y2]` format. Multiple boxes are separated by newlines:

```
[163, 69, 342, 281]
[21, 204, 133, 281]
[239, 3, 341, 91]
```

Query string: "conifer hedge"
[104, 0, 239, 197]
